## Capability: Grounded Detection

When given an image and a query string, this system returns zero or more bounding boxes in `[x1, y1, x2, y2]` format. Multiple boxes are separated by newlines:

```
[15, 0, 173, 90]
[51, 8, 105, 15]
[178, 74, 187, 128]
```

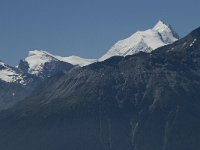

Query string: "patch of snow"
[183, 42, 187, 46]
[0, 61, 25, 84]
[0, 69, 17, 82]
[190, 39, 197, 47]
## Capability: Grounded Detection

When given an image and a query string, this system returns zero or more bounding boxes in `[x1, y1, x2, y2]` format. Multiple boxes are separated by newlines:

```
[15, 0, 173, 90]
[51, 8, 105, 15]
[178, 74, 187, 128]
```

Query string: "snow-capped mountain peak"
[25, 50, 58, 75]
[22, 50, 97, 75]
[99, 20, 179, 61]
[152, 20, 179, 44]
[153, 20, 169, 32]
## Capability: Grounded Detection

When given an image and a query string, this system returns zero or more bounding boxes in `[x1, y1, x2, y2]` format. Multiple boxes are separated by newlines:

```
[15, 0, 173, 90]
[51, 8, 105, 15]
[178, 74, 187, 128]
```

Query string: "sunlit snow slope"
[99, 20, 179, 61]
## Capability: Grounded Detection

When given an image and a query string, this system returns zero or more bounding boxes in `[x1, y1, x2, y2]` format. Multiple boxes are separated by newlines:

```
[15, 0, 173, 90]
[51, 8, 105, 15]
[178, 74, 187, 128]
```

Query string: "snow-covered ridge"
[55, 55, 97, 67]
[99, 20, 179, 61]
[24, 50, 97, 75]
[0, 61, 24, 84]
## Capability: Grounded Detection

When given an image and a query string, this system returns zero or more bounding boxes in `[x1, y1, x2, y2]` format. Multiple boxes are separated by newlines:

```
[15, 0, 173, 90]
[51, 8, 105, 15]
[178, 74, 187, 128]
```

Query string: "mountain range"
[0, 21, 200, 150]
[0, 21, 178, 83]
[0, 21, 179, 110]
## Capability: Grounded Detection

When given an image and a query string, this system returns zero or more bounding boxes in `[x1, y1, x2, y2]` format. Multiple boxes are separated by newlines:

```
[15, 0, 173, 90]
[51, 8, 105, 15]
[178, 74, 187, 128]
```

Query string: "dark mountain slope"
[0, 27, 200, 150]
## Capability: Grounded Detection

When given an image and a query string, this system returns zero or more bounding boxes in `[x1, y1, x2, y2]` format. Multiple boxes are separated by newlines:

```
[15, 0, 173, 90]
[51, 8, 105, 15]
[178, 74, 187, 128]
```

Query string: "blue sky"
[1, 0, 200, 65]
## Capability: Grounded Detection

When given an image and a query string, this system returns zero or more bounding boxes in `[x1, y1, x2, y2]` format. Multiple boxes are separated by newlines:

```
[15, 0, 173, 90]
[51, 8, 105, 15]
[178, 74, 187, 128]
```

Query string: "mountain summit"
[18, 50, 97, 76]
[99, 20, 179, 61]
[22, 50, 97, 75]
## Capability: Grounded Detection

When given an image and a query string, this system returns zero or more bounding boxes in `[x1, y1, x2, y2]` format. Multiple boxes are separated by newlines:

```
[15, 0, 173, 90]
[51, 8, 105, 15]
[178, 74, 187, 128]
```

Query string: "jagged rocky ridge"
[0, 26, 199, 150]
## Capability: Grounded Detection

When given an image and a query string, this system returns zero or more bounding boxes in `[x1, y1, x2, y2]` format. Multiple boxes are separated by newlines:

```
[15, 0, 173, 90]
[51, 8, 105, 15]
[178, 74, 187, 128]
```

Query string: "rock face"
[99, 20, 179, 61]
[0, 26, 199, 150]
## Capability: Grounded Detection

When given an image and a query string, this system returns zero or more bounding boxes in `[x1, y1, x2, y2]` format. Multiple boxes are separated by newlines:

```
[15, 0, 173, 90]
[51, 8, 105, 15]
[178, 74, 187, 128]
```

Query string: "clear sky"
[1, 0, 200, 65]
